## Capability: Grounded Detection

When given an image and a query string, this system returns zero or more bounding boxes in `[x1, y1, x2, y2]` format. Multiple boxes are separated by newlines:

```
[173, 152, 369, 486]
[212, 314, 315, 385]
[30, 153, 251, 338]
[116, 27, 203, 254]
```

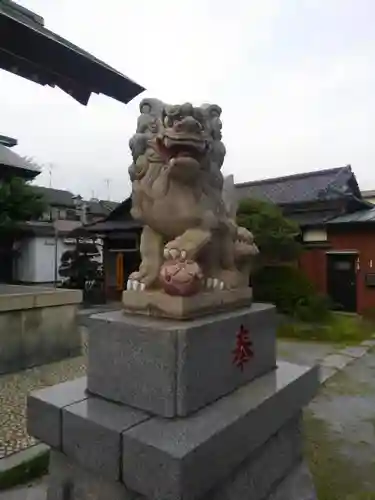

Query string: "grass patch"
[278, 313, 375, 344]
[0, 449, 49, 491]
[304, 410, 375, 500]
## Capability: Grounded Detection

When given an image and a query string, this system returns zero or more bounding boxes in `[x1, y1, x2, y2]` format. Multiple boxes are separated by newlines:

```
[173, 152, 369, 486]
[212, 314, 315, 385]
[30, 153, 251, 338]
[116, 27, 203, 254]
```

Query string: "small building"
[236, 165, 375, 314]
[82, 198, 141, 300]
[13, 188, 119, 284]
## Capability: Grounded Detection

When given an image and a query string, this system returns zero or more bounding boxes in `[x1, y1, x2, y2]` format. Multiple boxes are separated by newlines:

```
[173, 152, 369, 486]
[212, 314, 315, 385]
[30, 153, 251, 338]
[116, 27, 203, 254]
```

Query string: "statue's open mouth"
[156, 135, 207, 170]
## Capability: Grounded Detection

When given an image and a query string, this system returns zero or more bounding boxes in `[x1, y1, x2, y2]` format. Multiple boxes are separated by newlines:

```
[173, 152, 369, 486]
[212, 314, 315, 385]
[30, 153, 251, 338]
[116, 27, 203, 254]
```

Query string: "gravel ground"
[0, 328, 87, 458]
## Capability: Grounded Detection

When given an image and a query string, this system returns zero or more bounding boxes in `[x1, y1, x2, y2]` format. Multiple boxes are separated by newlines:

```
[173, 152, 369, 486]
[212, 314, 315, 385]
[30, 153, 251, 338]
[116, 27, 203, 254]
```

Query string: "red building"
[302, 211, 375, 314]
[236, 165, 375, 314]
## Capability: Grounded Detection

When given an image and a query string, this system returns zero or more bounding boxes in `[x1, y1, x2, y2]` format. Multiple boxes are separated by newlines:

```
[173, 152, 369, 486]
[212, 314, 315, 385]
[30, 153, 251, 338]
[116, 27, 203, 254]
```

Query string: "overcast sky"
[1, 0, 374, 201]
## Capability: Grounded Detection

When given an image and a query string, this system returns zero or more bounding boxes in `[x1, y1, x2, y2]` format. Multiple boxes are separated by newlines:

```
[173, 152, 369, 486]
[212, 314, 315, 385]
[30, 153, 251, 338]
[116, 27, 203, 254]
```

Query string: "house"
[236, 165, 375, 314]
[235, 165, 369, 236]
[0, 138, 41, 282]
[13, 187, 120, 284]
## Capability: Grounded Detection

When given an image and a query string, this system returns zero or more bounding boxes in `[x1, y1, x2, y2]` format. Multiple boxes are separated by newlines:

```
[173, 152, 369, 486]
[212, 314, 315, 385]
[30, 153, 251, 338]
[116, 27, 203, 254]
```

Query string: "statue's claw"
[163, 247, 187, 261]
[204, 277, 225, 291]
[126, 279, 146, 291]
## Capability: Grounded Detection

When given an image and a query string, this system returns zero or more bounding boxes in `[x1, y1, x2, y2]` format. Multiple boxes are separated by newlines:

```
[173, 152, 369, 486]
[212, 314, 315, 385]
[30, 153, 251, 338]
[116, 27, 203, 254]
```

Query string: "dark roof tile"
[235, 165, 359, 205]
[32, 186, 76, 207]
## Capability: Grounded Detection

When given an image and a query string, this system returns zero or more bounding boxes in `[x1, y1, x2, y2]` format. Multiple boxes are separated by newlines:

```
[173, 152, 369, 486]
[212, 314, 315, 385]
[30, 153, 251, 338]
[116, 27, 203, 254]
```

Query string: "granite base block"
[29, 361, 318, 500]
[87, 304, 277, 417]
[27, 378, 88, 449]
[45, 413, 313, 500]
[121, 361, 318, 500]
[267, 461, 318, 500]
[205, 414, 303, 500]
[46, 450, 141, 500]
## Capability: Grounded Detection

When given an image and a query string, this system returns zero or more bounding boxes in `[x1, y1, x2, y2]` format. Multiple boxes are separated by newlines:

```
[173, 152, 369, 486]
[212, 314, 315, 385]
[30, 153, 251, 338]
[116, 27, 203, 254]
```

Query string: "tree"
[0, 177, 45, 231]
[237, 198, 331, 321]
[236, 198, 302, 264]
[59, 239, 103, 285]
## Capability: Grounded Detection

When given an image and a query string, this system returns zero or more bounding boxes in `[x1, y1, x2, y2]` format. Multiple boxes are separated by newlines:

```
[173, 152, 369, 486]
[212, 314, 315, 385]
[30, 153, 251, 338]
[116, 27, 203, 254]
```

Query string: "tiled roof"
[0, 144, 40, 177]
[32, 186, 76, 208]
[31, 186, 119, 214]
[328, 208, 375, 225]
[235, 165, 360, 205]
[87, 199, 120, 216]
[0, 135, 17, 147]
[0, 0, 145, 105]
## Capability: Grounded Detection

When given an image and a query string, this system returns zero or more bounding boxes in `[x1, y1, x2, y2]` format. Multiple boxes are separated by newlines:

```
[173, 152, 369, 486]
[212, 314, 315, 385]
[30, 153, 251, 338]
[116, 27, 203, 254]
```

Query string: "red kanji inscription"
[232, 325, 253, 371]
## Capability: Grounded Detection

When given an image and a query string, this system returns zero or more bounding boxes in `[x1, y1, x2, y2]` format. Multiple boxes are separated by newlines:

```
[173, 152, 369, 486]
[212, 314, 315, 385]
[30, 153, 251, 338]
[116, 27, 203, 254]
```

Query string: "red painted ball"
[159, 259, 203, 296]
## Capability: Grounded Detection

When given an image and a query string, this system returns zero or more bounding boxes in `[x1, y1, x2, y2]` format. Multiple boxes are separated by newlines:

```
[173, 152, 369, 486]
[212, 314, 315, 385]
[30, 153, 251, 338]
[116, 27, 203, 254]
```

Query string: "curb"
[0, 443, 50, 491]
[318, 335, 375, 384]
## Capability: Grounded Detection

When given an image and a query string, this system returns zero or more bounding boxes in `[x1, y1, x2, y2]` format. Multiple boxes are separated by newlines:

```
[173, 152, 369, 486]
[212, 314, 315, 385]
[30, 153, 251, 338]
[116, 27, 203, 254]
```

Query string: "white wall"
[15, 236, 74, 283]
[14, 238, 37, 282]
[15, 236, 103, 283]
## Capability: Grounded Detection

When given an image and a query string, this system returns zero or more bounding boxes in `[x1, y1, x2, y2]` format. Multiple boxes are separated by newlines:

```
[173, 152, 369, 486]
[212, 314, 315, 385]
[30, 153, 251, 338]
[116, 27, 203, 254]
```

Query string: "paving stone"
[318, 365, 338, 384]
[320, 354, 352, 370]
[361, 339, 375, 347]
[339, 346, 369, 359]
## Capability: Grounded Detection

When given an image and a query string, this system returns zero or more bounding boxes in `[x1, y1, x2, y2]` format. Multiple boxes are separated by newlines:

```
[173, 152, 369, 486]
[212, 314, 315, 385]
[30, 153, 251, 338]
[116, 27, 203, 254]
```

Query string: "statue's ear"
[222, 175, 238, 219]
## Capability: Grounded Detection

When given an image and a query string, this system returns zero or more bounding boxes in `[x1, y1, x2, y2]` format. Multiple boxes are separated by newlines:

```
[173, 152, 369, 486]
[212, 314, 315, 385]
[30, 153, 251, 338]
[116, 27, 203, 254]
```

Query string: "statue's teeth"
[140, 283, 146, 291]
[206, 278, 213, 288]
[213, 278, 219, 288]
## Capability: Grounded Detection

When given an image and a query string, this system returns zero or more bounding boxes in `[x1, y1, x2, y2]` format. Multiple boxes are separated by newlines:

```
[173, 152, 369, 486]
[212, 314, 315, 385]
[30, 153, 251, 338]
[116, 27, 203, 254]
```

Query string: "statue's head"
[129, 100, 225, 185]
[154, 103, 209, 178]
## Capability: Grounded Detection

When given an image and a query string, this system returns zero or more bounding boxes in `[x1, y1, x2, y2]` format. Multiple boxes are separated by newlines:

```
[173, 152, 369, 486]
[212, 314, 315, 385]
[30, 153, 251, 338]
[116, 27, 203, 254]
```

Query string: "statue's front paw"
[126, 269, 159, 291]
[237, 226, 254, 244]
[163, 246, 187, 262]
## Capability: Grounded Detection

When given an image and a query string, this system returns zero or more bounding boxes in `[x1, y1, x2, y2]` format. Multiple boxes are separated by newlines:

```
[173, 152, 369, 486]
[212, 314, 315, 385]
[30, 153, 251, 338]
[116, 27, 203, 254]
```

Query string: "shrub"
[294, 294, 332, 323]
[252, 265, 331, 322]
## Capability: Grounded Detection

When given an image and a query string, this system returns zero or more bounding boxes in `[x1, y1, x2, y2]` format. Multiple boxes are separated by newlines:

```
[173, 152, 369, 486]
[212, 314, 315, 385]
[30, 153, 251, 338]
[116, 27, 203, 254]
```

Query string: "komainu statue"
[127, 99, 258, 297]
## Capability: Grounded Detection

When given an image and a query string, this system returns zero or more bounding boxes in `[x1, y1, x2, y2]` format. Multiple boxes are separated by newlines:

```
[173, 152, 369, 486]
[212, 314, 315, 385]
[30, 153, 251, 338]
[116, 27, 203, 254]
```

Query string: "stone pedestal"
[27, 302, 319, 500]
[86, 304, 277, 417]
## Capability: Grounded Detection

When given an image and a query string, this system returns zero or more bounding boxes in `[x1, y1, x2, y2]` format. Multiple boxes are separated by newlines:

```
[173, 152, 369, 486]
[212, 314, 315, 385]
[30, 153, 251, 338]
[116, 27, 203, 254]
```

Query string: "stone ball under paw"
[159, 259, 203, 296]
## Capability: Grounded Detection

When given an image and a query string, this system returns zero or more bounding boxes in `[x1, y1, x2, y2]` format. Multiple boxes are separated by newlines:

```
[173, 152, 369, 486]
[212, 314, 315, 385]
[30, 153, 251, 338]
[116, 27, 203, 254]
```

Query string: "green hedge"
[252, 265, 331, 322]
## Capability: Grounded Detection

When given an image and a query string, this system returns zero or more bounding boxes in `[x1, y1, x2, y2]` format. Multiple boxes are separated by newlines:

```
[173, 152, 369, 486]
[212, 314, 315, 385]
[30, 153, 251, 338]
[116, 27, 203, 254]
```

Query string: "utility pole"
[47, 163, 55, 188]
[104, 178, 111, 201]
